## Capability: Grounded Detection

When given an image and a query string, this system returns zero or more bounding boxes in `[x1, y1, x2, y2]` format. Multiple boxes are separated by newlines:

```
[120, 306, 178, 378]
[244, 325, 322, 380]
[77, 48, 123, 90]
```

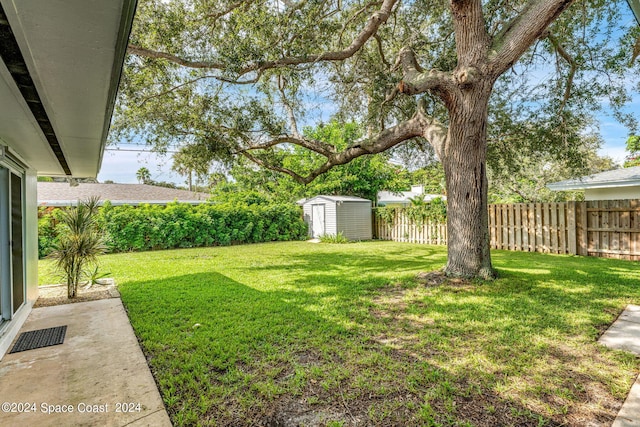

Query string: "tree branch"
[631, 34, 640, 66]
[128, 0, 398, 78]
[239, 108, 448, 184]
[488, 0, 576, 77]
[278, 76, 301, 138]
[374, 34, 391, 69]
[338, 1, 383, 46]
[137, 73, 258, 108]
[138, 76, 215, 107]
[546, 32, 576, 112]
[240, 151, 310, 183]
[395, 47, 456, 101]
[127, 45, 225, 69]
[201, 0, 251, 22]
[239, 136, 337, 157]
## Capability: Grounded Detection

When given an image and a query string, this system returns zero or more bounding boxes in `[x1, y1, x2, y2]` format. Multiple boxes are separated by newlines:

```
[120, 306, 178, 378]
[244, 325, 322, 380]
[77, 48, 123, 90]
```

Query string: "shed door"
[311, 204, 325, 238]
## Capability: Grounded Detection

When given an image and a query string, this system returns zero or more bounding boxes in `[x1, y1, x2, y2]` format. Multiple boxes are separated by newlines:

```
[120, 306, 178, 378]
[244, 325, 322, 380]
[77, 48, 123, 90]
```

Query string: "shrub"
[99, 201, 307, 252]
[375, 206, 397, 225]
[319, 232, 350, 243]
[49, 198, 106, 298]
[375, 198, 447, 226]
[39, 210, 59, 258]
[405, 197, 447, 225]
[39, 201, 308, 256]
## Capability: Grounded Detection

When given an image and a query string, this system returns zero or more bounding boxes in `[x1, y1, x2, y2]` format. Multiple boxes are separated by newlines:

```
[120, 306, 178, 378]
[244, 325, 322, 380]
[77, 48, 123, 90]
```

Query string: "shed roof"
[38, 182, 211, 206]
[302, 195, 371, 204]
[547, 166, 640, 191]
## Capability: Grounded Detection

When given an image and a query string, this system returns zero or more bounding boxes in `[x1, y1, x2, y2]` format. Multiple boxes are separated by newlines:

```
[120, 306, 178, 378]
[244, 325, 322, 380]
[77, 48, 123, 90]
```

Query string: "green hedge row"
[38, 208, 66, 258]
[38, 201, 308, 257]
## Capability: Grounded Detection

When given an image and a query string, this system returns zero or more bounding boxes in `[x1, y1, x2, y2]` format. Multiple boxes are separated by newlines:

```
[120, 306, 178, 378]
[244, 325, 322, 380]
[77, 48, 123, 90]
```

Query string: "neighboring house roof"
[547, 166, 640, 191]
[37, 182, 211, 207]
[377, 185, 445, 205]
[302, 195, 371, 204]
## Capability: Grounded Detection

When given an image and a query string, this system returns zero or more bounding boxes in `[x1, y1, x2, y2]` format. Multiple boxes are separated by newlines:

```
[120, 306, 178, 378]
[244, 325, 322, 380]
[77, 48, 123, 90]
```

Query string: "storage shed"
[301, 195, 372, 240]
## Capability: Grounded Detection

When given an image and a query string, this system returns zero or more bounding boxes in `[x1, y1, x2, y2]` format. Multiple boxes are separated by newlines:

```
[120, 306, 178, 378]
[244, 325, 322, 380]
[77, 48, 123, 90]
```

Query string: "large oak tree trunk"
[442, 82, 496, 279]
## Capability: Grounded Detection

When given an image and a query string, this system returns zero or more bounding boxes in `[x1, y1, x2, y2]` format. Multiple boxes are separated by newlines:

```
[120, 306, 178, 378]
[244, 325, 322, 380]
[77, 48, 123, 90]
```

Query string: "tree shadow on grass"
[239, 246, 640, 425]
[242, 244, 638, 339]
[121, 269, 575, 426]
[239, 242, 448, 275]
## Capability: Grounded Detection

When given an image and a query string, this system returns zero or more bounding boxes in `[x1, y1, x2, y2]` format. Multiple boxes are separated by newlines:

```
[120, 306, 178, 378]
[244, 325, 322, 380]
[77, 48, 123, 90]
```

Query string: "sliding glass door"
[0, 163, 25, 324]
[10, 172, 24, 312]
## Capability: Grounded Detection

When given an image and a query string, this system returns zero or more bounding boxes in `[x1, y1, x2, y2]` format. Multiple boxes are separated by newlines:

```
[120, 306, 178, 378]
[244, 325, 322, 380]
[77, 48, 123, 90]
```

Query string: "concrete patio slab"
[0, 299, 171, 427]
[614, 377, 640, 427]
[618, 305, 640, 324]
[599, 304, 640, 427]
[599, 319, 640, 354]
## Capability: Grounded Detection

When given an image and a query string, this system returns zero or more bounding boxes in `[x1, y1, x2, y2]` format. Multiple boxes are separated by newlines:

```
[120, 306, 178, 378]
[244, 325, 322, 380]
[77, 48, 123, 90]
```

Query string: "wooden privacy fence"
[489, 202, 575, 255]
[374, 199, 640, 261]
[374, 209, 447, 245]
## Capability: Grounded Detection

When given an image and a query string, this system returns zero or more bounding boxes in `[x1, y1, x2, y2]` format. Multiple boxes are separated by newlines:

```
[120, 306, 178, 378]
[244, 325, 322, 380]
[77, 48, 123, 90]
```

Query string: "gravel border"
[35, 279, 120, 308]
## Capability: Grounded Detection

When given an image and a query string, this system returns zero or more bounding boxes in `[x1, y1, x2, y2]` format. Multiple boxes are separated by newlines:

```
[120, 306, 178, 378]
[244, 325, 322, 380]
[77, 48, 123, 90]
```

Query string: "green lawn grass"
[39, 241, 640, 426]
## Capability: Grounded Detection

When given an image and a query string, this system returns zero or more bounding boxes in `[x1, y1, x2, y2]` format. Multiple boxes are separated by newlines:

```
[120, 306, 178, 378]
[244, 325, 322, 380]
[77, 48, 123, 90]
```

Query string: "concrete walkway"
[0, 299, 171, 427]
[599, 304, 640, 427]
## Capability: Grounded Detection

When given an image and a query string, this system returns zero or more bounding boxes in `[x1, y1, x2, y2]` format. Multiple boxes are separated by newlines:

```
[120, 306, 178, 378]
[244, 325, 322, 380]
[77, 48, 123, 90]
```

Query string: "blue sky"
[98, 148, 180, 184]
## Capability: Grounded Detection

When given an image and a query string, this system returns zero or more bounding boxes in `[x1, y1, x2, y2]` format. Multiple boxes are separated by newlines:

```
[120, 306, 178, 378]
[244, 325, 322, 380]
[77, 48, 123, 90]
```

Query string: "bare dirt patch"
[371, 284, 432, 327]
[415, 270, 475, 288]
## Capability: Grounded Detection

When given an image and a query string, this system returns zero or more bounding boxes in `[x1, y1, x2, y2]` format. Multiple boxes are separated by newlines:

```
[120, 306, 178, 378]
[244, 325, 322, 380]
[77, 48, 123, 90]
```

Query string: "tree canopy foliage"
[624, 135, 640, 167]
[115, 0, 639, 170]
[226, 120, 433, 202]
[114, 0, 640, 278]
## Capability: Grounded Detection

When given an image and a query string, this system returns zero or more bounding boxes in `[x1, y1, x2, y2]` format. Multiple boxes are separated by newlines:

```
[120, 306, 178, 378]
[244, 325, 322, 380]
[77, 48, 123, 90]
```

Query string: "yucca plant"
[50, 197, 106, 298]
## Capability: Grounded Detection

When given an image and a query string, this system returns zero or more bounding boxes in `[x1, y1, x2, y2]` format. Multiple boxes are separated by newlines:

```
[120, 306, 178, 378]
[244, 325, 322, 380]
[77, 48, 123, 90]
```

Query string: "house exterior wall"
[336, 201, 372, 240]
[25, 171, 38, 304]
[585, 186, 640, 201]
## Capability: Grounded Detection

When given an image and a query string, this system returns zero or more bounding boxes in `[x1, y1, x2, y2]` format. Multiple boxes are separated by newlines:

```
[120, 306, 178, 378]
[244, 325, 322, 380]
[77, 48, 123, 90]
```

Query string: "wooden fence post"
[567, 201, 577, 255]
[578, 201, 588, 256]
[558, 203, 566, 254]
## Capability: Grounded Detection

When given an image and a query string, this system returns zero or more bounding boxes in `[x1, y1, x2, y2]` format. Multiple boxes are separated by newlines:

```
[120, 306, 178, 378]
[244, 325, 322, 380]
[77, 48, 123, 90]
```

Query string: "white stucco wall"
[25, 170, 39, 304]
[585, 186, 640, 201]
